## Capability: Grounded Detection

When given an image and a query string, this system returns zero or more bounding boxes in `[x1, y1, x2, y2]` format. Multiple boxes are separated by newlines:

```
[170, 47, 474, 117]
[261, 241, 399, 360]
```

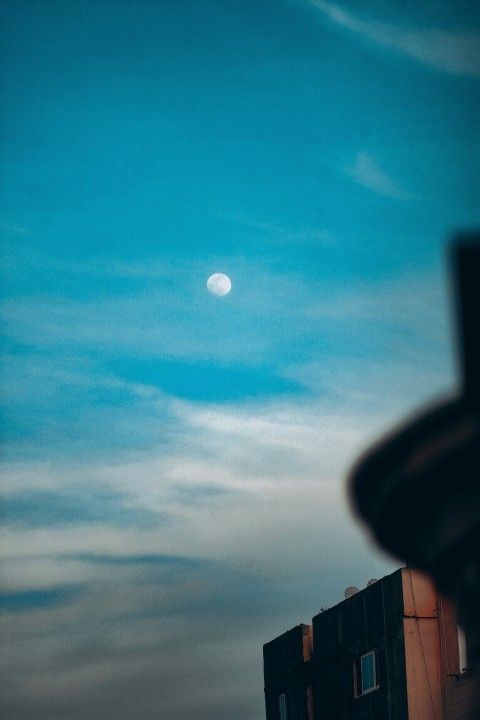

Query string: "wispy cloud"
[0, 488, 163, 530]
[216, 212, 335, 246]
[0, 252, 453, 718]
[62, 553, 208, 567]
[308, 0, 480, 76]
[345, 152, 409, 199]
[0, 260, 314, 366]
[0, 390, 406, 572]
[1, 275, 446, 714]
[0, 259, 453, 466]
[0, 551, 332, 720]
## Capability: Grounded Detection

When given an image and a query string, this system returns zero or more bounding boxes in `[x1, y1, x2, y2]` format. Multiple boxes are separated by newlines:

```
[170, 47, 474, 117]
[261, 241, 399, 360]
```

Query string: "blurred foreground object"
[350, 234, 480, 711]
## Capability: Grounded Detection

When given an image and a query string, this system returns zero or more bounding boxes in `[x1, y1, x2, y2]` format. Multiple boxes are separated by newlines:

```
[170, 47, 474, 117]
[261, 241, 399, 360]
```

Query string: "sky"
[0, 0, 479, 718]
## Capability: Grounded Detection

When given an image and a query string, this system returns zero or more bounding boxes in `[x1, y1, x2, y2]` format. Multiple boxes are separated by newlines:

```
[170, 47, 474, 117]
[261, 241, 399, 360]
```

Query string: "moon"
[207, 273, 232, 296]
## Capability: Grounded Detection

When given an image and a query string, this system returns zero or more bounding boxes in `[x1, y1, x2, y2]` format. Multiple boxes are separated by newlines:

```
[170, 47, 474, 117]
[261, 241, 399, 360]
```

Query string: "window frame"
[354, 649, 379, 697]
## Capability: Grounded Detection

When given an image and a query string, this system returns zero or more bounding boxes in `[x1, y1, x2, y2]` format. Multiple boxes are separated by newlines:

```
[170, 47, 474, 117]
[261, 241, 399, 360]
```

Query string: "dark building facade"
[264, 567, 474, 720]
[263, 624, 313, 720]
[312, 569, 408, 720]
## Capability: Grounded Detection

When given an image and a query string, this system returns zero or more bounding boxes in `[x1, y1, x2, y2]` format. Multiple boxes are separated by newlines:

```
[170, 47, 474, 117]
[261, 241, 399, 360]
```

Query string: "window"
[354, 650, 379, 697]
[278, 692, 288, 720]
[458, 625, 469, 672]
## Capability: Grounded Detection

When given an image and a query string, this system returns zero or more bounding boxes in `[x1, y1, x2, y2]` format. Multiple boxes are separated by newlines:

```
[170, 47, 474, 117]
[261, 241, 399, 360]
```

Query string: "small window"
[279, 692, 288, 720]
[458, 625, 469, 672]
[354, 650, 379, 697]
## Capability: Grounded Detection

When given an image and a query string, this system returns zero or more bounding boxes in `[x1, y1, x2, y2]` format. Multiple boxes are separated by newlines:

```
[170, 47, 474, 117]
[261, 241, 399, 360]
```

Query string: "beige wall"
[302, 625, 313, 661]
[302, 626, 314, 720]
[402, 568, 444, 720]
[401, 567, 478, 720]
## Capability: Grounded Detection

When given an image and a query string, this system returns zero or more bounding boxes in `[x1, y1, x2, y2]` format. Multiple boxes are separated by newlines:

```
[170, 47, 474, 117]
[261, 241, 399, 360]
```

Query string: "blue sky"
[1, 1, 479, 718]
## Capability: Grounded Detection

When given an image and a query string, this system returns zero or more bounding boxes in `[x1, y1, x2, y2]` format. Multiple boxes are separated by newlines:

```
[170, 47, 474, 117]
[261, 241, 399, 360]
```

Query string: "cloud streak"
[345, 152, 409, 198]
[0, 259, 453, 469]
[308, 0, 480, 76]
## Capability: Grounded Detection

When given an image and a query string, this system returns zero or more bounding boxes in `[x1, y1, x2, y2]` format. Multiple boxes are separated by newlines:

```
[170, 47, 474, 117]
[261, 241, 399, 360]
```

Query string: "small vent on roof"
[367, 578, 378, 586]
[344, 586, 360, 599]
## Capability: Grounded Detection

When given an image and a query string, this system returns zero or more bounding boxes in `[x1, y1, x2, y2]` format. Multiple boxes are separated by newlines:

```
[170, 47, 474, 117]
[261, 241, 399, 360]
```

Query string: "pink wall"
[402, 568, 443, 720]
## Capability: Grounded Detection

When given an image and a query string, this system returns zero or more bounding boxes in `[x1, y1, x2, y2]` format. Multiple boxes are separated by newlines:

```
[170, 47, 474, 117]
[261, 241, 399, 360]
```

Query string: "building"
[263, 624, 313, 720]
[263, 567, 476, 720]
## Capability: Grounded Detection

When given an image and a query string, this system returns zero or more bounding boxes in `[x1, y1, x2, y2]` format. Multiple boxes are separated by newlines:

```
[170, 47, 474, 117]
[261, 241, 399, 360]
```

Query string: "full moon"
[207, 273, 232, 296]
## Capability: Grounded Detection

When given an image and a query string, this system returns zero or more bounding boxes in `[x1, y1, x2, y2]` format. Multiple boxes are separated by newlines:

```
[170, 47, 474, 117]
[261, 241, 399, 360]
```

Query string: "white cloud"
[0, 259, 455, 467]
[1, 261, 454, 591]
[308, 0, 480, 76]
[2, 257, 454, 717]
[0, 362, 408, 542]
[345, 152, 409, 198]
[303, 267, 452, 344]
[0, 383, 437, 572]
